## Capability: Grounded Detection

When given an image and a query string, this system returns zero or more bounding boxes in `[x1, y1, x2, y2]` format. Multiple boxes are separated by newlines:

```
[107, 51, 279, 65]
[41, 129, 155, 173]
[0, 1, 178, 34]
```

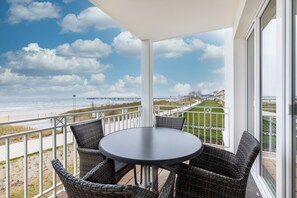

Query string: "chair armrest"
[82, 159, 117, 184]
[158, 171, 176, 198]
[190, 144, 239, 177]
[176, 163, 243, 198]
[77, 147, 106, 177]
[77, 147, 104, 155]
[159, 163, 181, 172]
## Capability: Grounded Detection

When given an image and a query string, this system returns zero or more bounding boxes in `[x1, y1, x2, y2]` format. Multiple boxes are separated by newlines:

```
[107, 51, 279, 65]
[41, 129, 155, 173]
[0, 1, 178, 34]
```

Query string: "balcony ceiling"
[90, 0, 239, 42]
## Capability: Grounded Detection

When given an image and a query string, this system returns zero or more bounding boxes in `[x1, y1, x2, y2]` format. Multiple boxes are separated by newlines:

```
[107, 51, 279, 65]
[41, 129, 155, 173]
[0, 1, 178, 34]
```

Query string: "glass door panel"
[260, 0, 277, 195]
[247, 30, 255, 135]
[292, 0, 297, 198]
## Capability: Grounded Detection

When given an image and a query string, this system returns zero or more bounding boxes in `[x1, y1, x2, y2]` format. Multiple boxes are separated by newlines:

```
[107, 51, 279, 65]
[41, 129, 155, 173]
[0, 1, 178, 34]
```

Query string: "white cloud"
[153, 74, 168, 85]
[4, 43, 108, 74]
[56, 38, 111, 58]
[112, 32, 141, 56]
[201, 45, 224, 60]
[49, 74, 84, 85]
[112, 32, 203, 58]
[196, 80, 224, 94]
[170, 83, 192, 96]
[0, 69, 98, 96]
[63, 0, 72, 4]
[90, 73, 105, 84]
[209, 67, 224, 75]
[59, 7, 119, 33]
[154, 39, 194, 58]
[106, 74, 168, 97]
[7, 0, 60, 24]
[108, 75, 141, 97]
[112, 32, 224, 60]
[0, 69, 27, 85]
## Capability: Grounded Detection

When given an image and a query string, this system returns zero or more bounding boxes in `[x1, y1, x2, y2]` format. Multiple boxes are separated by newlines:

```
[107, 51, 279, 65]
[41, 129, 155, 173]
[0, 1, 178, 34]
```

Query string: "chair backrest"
[236, 131, 260, 178]
[155, 116, 185, 130]
[52, 159, 133, 198]
[70, 119, 104, 149]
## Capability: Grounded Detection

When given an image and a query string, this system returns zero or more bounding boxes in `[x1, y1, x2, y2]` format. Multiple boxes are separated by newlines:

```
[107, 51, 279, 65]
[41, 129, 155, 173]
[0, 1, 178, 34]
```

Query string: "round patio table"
[99, 127, 203, 191]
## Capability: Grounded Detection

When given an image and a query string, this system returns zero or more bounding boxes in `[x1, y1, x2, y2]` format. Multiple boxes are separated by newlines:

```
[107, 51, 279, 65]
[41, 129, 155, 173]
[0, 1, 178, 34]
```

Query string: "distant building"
[214, 89, 225, 106]
[201, 94, 215, 100]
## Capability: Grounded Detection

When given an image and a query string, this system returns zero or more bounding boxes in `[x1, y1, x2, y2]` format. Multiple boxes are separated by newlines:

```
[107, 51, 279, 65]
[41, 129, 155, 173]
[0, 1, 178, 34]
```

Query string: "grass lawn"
[182, 100, 225, 145]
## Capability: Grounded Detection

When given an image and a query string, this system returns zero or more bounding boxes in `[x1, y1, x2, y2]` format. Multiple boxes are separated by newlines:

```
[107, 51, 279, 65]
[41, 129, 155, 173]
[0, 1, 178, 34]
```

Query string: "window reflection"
[260, 0, 276, 195]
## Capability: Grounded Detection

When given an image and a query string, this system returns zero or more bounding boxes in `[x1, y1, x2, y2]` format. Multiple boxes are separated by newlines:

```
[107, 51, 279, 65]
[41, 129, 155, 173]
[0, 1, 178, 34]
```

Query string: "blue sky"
[0, 0, 225, 98]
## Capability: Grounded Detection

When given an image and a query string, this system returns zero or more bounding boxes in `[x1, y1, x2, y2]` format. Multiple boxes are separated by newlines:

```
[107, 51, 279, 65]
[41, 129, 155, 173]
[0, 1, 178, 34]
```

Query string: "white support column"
[224, 28, 234, 151]
[141, 40, 154, 127]
[233, 37, 245, 153]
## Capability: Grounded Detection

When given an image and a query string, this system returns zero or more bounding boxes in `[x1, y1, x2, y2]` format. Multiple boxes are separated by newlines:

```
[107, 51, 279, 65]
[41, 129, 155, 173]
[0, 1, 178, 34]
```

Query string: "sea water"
[0, 97, 118, 121]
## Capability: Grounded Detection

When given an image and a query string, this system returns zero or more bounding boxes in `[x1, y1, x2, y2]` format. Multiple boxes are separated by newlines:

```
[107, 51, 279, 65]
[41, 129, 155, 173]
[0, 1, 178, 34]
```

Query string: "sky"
[0, 0, 225, 98]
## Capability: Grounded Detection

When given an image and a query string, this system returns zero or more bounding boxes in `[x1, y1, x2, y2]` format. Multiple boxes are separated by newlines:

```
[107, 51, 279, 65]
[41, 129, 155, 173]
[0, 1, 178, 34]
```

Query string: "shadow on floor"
[246, 174, 262, 198]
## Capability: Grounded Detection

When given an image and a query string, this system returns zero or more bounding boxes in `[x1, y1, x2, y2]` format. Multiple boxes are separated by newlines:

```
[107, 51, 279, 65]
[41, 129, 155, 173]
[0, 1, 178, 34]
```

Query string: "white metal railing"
[0, 103, 230, 198]
[262, 115, 276, 153]
[0, 105, 142, 198]
[154, 105, 230, 147]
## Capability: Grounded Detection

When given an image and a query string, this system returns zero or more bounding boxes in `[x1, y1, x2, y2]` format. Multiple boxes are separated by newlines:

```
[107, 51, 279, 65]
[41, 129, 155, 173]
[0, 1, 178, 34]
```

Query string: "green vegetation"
[262, 101, 276, 113]
[0, 125, 61, 145]
[0, 125, 33, 136]
[262, 117, 276, 152]
[183, 100, 225, 145]
[64, 99, 197, 122]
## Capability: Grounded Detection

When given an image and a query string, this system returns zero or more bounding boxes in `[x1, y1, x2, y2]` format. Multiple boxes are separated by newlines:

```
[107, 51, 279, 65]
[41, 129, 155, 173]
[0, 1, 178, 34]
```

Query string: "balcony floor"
[57, 165, 262, 198]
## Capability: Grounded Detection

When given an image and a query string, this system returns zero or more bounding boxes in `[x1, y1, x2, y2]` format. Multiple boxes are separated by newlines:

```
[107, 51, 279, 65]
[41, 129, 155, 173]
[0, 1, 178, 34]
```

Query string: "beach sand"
[0, 105, 90, 122]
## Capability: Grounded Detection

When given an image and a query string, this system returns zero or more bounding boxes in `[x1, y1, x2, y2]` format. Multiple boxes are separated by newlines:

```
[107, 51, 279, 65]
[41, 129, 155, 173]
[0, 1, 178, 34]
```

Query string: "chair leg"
[140, 165, 143, 184]
[152, 166, 159, 193]
[133, 166, 138, 185]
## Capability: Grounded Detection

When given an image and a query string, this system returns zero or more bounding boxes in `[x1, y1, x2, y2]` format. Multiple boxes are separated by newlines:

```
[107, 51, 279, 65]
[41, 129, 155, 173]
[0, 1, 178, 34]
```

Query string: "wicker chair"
[155, 116, 185, 130]
[175, 131, 260, 198]
[70, 119, 136, 183]
[52, 159, 175, 198]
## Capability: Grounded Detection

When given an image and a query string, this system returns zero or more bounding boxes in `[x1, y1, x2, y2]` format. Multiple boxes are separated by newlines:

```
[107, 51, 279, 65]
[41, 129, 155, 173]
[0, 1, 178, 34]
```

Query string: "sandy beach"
[0, 105, 90, 122]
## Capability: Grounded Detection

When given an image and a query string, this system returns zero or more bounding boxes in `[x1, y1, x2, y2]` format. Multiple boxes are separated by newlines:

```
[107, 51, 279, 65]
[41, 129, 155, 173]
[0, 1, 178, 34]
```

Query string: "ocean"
[0, 97, 126, 121]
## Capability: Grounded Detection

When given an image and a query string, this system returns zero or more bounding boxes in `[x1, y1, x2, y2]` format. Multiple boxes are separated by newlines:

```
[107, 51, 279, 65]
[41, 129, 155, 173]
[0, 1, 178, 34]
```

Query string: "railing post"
[210, 110, 212, 144]
[63, 116, 67, 170]
[101, 112, 106, 135]
[24, 135, 28, 198]
[121, 109, 125, 129]
[6, 138, 10, 198]
[73, 115, 77, 177]
[39, 131, 43, 195]
[52, 118, 57, 197]
[138, 106, 142, 127]
[269, 116, 273, 152]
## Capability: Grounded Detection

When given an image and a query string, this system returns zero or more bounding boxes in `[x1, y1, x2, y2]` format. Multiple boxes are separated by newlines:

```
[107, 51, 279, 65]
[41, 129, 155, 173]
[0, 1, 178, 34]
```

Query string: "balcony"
[0, 101, 260, 198]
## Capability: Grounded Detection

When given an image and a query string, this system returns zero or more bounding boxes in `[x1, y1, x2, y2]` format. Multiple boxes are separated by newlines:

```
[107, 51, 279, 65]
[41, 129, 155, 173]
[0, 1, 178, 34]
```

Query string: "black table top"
[99, 127, 203, 165]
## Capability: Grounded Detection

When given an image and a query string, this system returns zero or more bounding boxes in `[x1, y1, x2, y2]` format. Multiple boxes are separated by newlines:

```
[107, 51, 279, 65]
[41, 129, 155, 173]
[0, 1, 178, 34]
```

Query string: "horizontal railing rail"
[0, 105, 142, 198]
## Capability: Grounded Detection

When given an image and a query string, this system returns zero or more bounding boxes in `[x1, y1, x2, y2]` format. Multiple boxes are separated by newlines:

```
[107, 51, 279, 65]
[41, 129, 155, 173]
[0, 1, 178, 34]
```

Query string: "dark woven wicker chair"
[70, 119, 136, 183]
[155, 116, 185, 130]
[52, 159, 175, 198]
[175, 131, 260, 198]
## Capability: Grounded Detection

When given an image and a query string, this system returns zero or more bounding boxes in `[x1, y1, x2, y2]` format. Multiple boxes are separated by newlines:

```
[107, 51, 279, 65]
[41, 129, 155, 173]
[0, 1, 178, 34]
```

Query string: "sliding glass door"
[247, 30, 255, 136]
[260, 0, 277, 195]
[292, 0, 297, 198]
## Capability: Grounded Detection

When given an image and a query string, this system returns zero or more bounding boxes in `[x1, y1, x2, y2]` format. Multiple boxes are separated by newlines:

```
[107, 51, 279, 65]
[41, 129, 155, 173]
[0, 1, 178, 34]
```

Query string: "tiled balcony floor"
[57, 165, 262, 198]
